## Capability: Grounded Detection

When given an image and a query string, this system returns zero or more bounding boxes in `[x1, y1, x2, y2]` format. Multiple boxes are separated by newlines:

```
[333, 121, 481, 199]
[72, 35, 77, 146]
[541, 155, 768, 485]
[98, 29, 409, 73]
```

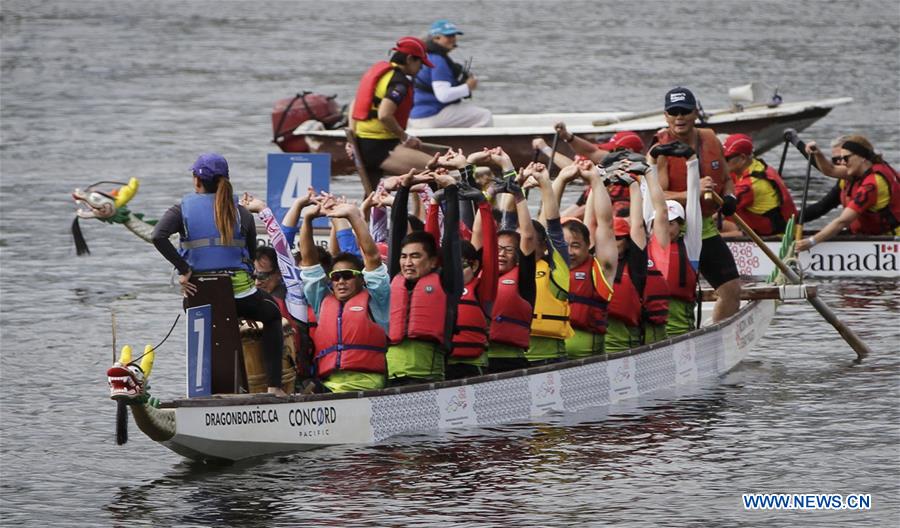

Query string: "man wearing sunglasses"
[653, 87, 741, 322]
[298, 199, 390, 393]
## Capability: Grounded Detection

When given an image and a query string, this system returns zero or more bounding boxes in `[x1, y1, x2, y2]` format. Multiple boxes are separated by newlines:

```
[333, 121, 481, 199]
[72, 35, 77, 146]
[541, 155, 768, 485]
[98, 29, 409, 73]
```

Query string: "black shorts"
[356, 137, 400, 178]
[699, 234, 740, 289]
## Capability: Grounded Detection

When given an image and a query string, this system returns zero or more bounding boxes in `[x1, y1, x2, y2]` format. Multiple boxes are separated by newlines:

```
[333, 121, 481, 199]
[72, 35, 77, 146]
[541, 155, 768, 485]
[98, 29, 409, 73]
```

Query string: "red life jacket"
[351, 61, 414, 130]
[451, 277, 489, 358]
[840, 163, 900, 235]
[307, 305, 318, 341]
[388, 272, 447, 344]
[568, 258, 611, 334]
[667, 238, 698, 302]
[314, 291, 387, 378]
[608, 258, 641, 328]
[489, 267, 533, 349]
[655, 128, 726, 216]
[643, 255, 670, 326]
[733, 160, 798, 235]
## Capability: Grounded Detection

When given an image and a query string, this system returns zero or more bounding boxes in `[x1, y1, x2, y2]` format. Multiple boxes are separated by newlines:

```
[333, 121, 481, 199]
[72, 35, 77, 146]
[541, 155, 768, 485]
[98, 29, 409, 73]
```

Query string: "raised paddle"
[784, 129, 821, 171]
[546, 131, 559, 179]
[343, 127, 374, 196]
[777, 129, 793, 176]
[706, 190, 872, 360]
[795, 154, 814, 241]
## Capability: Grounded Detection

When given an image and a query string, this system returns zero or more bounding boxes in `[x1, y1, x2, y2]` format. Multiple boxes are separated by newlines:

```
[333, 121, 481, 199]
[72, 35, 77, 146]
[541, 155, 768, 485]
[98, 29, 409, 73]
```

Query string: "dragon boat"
[108, 288, 804, 463]
[72, 180, 899, 279]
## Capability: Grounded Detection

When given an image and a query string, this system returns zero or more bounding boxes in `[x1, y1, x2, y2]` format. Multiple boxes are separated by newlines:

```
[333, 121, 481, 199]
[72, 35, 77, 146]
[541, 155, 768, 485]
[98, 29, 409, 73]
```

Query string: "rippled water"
[1, 0, 898, 526]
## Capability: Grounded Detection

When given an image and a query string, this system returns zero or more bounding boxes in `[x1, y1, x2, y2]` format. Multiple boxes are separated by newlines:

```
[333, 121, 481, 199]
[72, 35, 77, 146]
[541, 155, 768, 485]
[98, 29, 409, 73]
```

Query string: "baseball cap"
[191, 153, 229, 180]
[649, 200, 686, 223]
[723, 133, 754, 158]
[664, 87, 697, 111]
[598, 131, 645, 153]
[393, 36, 434, 67]
[429, 19, 463, 36]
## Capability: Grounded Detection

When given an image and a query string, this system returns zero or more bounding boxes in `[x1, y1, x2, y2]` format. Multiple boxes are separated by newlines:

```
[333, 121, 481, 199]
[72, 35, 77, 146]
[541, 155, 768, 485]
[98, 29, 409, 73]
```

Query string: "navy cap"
[429, 19, 463, 36]
[190, 153, 229, 181]
[664, 87, 697, 111]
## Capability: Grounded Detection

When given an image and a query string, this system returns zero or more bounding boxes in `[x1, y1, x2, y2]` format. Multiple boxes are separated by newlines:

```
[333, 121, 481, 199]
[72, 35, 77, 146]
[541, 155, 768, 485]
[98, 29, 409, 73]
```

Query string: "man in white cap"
[409, 19, 492, 129]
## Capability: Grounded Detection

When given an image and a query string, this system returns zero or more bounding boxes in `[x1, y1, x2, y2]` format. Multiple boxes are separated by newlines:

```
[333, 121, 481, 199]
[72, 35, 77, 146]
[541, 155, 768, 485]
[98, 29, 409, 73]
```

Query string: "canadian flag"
[882, 244, 898, 253]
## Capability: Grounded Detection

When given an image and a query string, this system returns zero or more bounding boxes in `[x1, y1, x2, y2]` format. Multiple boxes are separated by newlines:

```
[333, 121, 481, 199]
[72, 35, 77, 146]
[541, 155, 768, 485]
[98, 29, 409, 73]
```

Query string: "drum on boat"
[240, 318, 297, 394]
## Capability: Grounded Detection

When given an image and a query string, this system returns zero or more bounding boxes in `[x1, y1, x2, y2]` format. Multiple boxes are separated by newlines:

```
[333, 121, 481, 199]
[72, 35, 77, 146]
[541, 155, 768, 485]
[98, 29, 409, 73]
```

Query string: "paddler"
[150, 153, 287, 396]
[386, 169, 464, 385]
[298, 196, 390, 393]
[719, 133, 798, 237]
[561, 159, 618, 357]
[653, 87, 741, 322]
[350, 37, 435, 184]
[797, 135, 900, 251]
[409, 19, 492, 128]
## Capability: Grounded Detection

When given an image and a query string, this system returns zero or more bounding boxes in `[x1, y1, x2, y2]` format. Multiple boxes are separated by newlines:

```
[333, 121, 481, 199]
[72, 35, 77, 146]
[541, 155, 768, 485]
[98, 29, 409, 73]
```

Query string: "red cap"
[613, 217, 630, 237]
[723, 133, 754, 158]
[598, 131, 645, 153]
[392, 37, 434, 67]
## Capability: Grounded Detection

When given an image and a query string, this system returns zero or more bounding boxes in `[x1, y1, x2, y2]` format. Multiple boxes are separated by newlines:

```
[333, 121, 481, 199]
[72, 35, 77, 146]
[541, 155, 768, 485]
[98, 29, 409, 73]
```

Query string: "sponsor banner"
[607, 355, 638, 402]
[727, 240, 899, 278]
[529, 371, 563, 415]
[437, 385, 477, 428]
[176, 398, 374, 444]
[673, 340, 698, 386]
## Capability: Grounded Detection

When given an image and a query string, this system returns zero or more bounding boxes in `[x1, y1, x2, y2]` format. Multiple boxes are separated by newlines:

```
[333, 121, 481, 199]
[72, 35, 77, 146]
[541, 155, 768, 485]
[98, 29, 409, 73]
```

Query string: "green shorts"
[666, 298, 696, 337]
[643, 323, 668, 345]
[606, 318, 641, 353]
[526, 336, 567, 362]
[565, 328, 605, 358]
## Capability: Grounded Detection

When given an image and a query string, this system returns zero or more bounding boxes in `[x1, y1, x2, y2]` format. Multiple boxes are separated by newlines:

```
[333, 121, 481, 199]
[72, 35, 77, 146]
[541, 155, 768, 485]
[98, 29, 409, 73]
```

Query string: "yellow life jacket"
[531, 257, 574, 339]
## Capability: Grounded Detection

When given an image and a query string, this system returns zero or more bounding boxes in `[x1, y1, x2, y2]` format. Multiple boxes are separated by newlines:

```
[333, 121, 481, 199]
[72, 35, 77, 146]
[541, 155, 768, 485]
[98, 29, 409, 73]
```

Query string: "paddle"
[546, 131, 559, 179]
[795, 154, 814, 241]
[420, 141, 453, 151]
[784, 129, 820, 171]
[777, 129, 792, 177]
[343, 128, 374, 196]
[707, 191, 871, 360]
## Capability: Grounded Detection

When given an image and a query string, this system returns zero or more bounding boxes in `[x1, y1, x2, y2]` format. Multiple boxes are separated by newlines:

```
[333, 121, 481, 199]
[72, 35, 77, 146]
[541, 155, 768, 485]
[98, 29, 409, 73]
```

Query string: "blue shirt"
[300, 262, 391, 332]
[411, 54, 456, 119]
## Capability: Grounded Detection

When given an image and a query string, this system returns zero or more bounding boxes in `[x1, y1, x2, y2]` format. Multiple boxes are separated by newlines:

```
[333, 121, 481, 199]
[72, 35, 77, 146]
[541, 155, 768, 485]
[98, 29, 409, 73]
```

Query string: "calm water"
[1, 0, 898, 526]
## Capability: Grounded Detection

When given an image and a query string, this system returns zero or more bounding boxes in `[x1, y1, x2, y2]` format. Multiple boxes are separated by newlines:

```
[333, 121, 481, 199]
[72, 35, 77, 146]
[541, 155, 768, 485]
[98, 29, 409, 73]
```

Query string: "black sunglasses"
[666, 107, 694, 116]
[255, 271, 277, 281]
[834, 154, 854, 164]
[329, 269, 362, 282]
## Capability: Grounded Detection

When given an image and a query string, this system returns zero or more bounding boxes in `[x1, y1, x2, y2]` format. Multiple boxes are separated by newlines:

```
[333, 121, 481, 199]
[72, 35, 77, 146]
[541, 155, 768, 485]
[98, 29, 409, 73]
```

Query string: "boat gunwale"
[164, 300, 765, 409]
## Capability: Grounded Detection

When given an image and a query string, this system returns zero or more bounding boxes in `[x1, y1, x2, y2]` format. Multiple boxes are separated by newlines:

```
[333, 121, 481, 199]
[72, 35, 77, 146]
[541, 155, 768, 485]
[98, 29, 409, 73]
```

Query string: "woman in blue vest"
[151, 153, 287, 396]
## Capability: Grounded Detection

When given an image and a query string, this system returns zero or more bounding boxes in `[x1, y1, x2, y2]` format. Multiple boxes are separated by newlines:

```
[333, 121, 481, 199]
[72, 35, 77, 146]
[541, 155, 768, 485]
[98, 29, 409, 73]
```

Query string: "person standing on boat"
[797, 135, 900, 251]
[298, 197, 390, 393]
[561, 160, 618, 357]
[653, 87, 741, 322]
[386, 170, 464, 385]
[350, 37, 435, 184]
[151, 153, 287, 396]
[719, 133, 798, 237]
[408, 19, 492, 129]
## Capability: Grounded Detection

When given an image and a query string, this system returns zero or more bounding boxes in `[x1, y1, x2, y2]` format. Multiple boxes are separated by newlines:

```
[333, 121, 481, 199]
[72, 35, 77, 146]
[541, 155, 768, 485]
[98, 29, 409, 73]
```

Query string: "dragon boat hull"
[134, 299, 776, 462]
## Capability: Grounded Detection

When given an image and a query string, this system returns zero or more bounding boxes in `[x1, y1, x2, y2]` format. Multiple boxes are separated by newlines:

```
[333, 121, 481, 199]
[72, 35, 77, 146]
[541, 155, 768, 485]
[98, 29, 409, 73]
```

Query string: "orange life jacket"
[568, 258, 611, 334]
[351, 61, 413, 130]
[655, 128, 726, 217]
[489, 267, 533, 349]
[840, 163, 900, 235]
[667, 238, 698, 303]
[608, 257, 641, 328]
[314, 291, 387, 378]
[307, 305, 318, 342]
[388, 272, 447, 344]
[451, 277, 489, 358]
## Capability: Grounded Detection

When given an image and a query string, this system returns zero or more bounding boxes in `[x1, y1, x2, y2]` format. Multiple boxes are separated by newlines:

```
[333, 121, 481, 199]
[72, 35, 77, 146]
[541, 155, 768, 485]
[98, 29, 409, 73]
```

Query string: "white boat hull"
[728, 237, 899, 278]
[159, 299, 776, 462]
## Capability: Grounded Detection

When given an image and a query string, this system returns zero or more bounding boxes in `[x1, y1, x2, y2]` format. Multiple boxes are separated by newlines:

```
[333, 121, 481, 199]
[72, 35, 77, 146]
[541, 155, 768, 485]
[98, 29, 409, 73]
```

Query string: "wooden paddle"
[777, 129, 793, 176]
[419, 141, 452, 151]
[707, 191, 871, 360]
[795, 155, 814, 241]
[546, 131, 559, 179]
[343, 127, 374, 197]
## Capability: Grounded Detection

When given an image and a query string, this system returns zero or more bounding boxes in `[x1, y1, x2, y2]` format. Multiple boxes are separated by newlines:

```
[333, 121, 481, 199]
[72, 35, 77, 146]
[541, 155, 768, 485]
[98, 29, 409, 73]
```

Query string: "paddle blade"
[71, 217, 90, 256]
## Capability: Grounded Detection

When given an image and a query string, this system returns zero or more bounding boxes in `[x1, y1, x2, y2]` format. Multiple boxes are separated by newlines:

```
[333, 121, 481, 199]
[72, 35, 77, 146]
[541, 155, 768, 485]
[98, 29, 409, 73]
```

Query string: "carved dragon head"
[72, 178, 139, 222]
[107, 344, 155, 403]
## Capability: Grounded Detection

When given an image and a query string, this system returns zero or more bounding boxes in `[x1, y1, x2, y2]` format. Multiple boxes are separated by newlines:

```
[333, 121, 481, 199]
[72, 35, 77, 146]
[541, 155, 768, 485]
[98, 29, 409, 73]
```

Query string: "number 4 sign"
[266, 153, 331, 228]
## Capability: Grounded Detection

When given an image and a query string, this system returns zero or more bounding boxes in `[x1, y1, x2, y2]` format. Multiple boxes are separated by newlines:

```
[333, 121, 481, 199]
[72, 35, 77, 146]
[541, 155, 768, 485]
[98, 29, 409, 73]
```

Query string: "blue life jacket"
[180, 193, 250, 272]
[411, 54, 458, 119]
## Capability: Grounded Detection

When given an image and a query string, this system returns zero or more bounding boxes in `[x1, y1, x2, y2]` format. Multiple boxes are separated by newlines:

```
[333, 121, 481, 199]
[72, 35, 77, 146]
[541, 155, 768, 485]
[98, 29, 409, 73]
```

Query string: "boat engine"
[271, 92, 344, 152]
